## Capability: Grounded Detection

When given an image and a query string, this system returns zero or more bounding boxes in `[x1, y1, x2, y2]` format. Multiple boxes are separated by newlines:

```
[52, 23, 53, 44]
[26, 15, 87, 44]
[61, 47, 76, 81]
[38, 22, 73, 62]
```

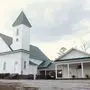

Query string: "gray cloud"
[25, 0, 90, 42]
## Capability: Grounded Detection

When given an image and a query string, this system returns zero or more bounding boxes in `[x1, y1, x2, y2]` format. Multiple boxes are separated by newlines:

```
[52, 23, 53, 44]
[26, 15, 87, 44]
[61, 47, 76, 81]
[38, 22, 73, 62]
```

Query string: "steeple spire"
[12, 11, 32, 28]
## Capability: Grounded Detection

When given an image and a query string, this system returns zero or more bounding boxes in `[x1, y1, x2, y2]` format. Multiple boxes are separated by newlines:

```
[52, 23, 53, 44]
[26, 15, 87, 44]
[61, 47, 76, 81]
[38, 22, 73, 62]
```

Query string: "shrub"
[85, 74, 90, 78]
[72, 75, 76, 79]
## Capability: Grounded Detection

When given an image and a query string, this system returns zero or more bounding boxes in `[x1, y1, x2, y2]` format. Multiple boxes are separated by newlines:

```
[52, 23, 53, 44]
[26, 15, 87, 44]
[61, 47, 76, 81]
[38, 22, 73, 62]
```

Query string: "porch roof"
[55, 57, 90, 62]
[38, 62, 55, 70]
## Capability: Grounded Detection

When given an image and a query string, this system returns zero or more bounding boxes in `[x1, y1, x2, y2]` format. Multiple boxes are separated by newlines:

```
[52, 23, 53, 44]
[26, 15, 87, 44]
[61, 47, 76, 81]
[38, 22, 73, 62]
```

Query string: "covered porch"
[55, 60, 90, 79]
[37, 62, 56, 79]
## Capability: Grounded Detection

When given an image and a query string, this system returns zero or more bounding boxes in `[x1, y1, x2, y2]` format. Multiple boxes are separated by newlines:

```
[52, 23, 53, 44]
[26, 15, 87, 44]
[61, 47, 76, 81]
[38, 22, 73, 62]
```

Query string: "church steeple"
[11, 11, 31, 51]
[12, 11, 32, 28]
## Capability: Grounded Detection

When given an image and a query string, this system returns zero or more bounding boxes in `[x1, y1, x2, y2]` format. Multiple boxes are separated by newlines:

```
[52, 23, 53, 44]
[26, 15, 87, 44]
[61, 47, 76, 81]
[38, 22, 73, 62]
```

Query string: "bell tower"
[11, 11, 32, 51]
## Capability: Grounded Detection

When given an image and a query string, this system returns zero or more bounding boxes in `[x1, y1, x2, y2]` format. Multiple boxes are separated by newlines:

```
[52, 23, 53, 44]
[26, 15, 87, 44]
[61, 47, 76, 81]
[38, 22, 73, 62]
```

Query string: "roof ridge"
[56, 48, 90, 60]
[55, 56, 90, 62]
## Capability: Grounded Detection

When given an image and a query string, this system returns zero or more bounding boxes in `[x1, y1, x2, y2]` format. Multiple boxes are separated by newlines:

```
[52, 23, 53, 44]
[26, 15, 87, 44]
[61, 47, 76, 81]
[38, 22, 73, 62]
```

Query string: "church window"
[16, 38, 19, 41]
[14, 61, 18, 73]
[16, 29, 19, 36]
[24, 61, 26, 69]
[3, 62, 6, 70]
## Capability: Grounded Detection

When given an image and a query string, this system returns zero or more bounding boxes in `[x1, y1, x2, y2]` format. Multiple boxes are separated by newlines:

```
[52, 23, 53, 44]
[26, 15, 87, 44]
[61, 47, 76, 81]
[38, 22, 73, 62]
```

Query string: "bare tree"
[58, 47, 67, 56]
[81, 40, 88, 52]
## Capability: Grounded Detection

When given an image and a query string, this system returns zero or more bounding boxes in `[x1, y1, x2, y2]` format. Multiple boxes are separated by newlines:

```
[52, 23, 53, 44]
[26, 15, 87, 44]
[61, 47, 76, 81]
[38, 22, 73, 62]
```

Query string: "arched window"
[14, 61, 18, 73]
[24, 61, 26, 69]
[3, 62, 6, 70]
[16, 29, 19, 36]
[16, 38, 19, 42]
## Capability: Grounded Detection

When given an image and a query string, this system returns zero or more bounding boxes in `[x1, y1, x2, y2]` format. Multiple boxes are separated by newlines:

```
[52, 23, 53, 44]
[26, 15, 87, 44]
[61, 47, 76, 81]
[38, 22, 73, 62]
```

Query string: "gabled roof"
[0, 33, 12, 46]
[30, 45, 51, 68]
[12, 11, 32, 28]
[59, 48, 90, 59]
[55, 48, 90, 62]
[46, 62, 55, 70]
[55, 57, 90, 62]
[38, 62, 55, 70]
[38, 60, 51, 69]
[30, 45, 50, 61]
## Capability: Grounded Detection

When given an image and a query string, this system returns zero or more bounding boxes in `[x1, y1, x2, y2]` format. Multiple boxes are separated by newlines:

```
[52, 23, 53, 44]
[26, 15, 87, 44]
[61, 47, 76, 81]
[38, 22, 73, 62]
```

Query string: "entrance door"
[57, 70, 62, 78]
[14, 61, 18, 73]
[77, 69, 82, 78]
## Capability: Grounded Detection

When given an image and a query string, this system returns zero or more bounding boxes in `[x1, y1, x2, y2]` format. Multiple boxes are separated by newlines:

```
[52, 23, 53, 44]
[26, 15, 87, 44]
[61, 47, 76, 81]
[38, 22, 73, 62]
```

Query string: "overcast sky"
[0, 0, 90, 60]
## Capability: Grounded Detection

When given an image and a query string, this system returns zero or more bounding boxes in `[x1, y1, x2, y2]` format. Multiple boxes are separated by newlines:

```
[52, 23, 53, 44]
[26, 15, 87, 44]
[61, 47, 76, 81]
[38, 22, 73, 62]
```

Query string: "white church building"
[0, 11, 52, 78]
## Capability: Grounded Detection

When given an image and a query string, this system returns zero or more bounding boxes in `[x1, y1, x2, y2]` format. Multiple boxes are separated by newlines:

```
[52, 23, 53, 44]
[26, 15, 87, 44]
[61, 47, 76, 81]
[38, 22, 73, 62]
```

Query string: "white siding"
[21, 52, 30, 75]
[0, 52, 38, 75]
[22, 25, 30, 51]
[11, 25, 30, 51]
[28, 65, 37, 75]
[0, 52, 21, 74]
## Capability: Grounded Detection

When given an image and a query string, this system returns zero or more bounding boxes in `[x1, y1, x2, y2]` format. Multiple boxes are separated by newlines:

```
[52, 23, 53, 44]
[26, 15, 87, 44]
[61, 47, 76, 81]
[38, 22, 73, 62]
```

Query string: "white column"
[67, 64, 70, 78]
[81, 62, 84, 78]
[34, 70, 36, 80]
[34, 74, 36, 80]
[55, 64, 57, 79]
[45, 70, 46, 78]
